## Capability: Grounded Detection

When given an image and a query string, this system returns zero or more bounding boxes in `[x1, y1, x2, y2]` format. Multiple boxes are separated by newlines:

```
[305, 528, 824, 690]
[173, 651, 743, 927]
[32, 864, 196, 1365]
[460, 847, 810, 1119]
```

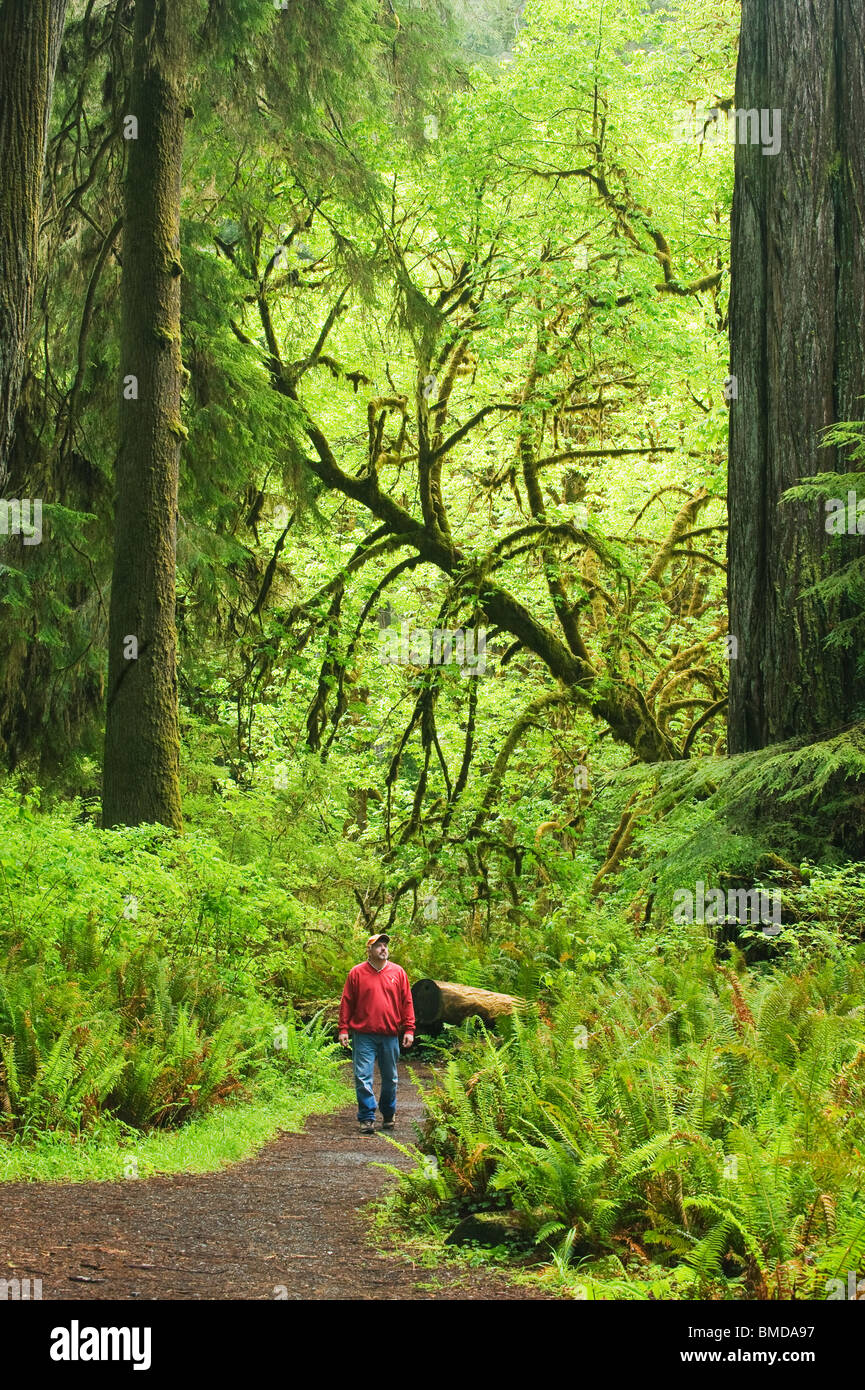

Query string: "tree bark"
[102, 0, 186, 830]
[411, 978, 521, 1028]
[0, 0, 69, 490]
[728, 0, 865, 751]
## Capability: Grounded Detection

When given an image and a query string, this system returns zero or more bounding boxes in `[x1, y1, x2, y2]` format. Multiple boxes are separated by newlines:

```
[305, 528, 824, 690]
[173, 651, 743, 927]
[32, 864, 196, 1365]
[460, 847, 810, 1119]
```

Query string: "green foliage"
[0, 782, 342, 1139]
[783, 421, 865, 657]
[593, 723, 865, 925]
[2, 0, 864, 1316]
[392, 948, 865, 1299]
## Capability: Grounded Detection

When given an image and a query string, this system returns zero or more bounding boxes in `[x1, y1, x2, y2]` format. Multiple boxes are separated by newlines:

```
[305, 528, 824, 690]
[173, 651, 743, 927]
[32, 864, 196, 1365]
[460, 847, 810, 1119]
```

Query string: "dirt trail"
[1, 1062, 554, 1300]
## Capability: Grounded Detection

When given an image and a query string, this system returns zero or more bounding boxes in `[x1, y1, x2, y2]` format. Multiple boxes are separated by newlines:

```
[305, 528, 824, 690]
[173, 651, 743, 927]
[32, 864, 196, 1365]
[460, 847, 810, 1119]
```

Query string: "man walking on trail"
[338, 933, 415, 1134]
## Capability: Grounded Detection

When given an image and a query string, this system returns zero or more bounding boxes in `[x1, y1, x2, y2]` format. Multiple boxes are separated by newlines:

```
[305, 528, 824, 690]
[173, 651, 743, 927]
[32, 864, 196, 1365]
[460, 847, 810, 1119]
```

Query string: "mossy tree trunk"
[0, 0, 69, 490]
[728, 0, 865, 752]
[102, 0, 186, 830]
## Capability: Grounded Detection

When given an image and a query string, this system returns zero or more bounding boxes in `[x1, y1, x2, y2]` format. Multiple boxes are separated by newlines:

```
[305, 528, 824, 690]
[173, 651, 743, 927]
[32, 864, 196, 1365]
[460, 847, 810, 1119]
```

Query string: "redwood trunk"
[102, 0, 185, 829]
[728, 0, 865, 751]
[0, 0, 69, 489]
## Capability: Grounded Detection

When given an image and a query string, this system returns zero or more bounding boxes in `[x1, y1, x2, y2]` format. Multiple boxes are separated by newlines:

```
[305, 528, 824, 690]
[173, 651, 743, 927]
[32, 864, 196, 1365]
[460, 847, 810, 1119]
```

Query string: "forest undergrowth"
[3, 725, 865, 1298]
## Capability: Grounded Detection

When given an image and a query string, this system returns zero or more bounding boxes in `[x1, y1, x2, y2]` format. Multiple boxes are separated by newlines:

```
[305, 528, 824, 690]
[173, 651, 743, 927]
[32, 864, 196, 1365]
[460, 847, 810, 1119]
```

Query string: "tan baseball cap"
[366, 933, 390, 948]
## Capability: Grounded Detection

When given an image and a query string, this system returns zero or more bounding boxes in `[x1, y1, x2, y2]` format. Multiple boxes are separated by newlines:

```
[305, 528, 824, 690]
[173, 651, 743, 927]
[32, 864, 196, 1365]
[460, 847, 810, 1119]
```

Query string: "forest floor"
[1, 1063, 556, 1301]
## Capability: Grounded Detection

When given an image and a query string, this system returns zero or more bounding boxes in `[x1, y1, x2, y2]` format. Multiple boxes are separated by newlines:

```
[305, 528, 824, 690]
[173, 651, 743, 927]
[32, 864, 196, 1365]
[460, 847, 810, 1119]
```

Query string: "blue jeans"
[351, 1031, 400, 1123]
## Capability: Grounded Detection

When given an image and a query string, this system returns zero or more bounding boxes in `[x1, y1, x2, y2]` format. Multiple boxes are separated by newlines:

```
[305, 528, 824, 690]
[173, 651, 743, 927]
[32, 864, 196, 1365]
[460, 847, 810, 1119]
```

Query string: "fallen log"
[411, 978, 521, 1029]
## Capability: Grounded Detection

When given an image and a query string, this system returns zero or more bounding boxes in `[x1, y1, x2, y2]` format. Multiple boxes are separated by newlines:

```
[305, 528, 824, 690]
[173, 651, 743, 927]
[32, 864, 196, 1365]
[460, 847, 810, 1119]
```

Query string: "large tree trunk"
[0, 0, 69, 490]
[411, 978, 521, 1028]
[728, 0, 865, 752]
[102, 0, 186, 830]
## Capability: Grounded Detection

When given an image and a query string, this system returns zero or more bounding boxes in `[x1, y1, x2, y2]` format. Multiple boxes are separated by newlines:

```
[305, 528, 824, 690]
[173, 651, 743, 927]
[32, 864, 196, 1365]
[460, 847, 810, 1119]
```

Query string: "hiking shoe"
[359, 1120, 375, 1134]
[381, 1116, 395, 1130]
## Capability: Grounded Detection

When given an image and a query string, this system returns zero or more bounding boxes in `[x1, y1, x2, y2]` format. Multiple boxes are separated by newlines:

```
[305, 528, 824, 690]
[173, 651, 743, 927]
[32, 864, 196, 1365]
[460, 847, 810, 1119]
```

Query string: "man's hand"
[402, 1032, 414, 1049]
[339, 1031, 351, 1048]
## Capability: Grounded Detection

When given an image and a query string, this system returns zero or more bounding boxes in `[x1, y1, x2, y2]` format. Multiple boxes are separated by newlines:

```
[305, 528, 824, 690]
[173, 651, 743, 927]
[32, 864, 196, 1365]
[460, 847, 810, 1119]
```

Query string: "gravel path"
[1, 1062, 554, 1301]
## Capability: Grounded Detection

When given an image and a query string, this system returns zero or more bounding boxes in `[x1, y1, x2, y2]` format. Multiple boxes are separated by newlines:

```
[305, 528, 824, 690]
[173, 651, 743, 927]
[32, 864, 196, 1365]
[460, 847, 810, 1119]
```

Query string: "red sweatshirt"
[338, 961, 416, 1036]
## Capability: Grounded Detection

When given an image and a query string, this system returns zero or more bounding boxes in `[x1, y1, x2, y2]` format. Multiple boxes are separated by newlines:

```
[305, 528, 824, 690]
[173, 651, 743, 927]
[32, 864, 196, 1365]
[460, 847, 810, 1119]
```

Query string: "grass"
[0, 1071, 352, 1183]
